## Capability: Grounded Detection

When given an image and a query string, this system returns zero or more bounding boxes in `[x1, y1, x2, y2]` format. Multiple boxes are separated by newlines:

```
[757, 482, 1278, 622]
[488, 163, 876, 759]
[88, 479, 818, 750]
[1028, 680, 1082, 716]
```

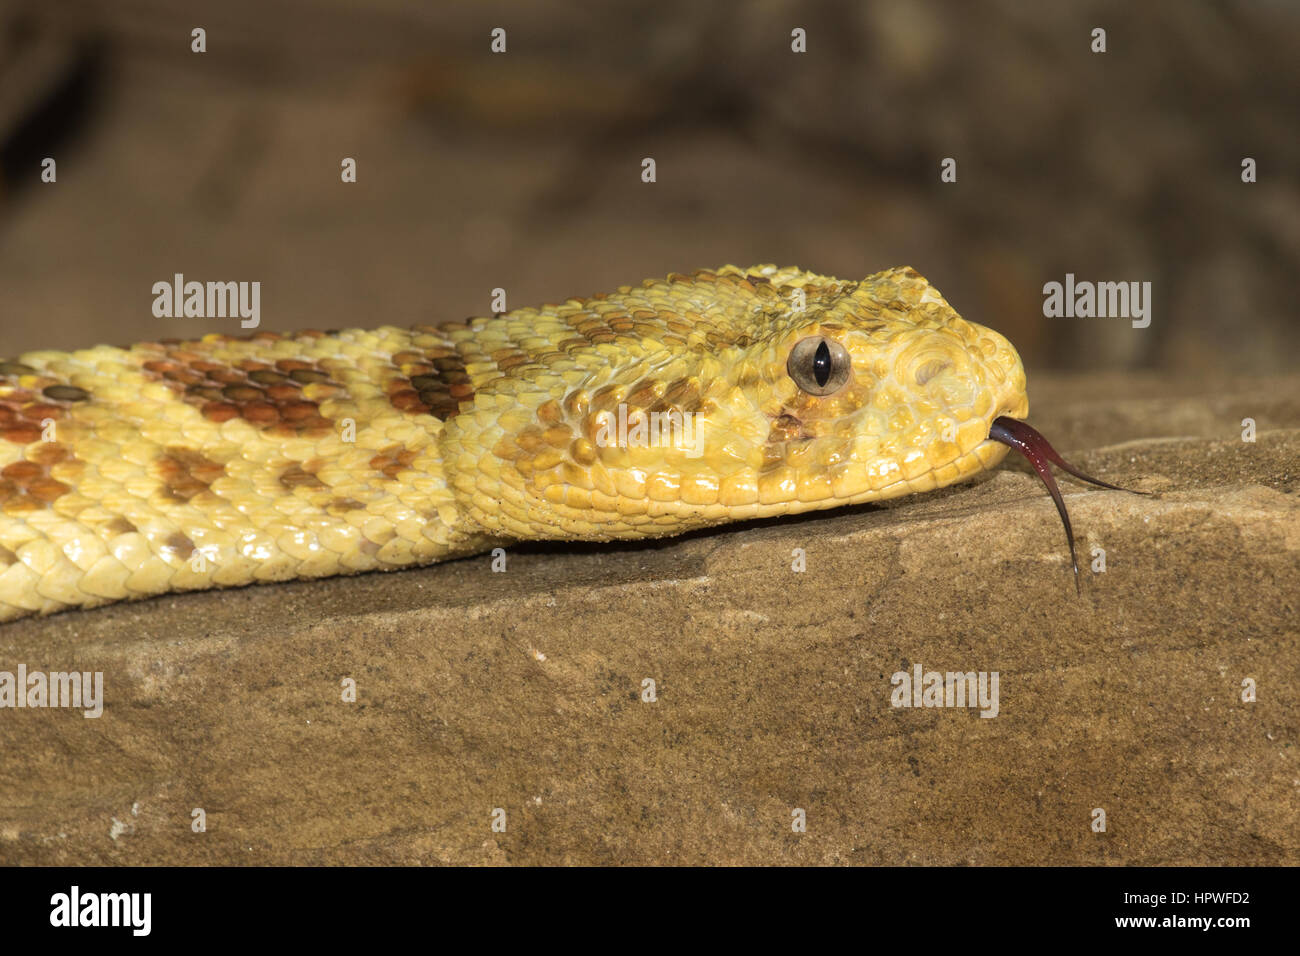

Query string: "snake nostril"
[914, 358, 951, 386]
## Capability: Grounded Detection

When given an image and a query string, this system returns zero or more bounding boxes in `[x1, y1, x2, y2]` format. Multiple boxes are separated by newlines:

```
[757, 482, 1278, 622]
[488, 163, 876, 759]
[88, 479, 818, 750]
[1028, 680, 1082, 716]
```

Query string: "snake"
[0, 264, 1136, 622]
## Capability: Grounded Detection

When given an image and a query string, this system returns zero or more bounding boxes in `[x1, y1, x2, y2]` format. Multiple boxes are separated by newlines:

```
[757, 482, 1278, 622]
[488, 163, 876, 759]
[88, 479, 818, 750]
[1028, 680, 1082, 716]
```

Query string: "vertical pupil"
[813, 341, 832, 387]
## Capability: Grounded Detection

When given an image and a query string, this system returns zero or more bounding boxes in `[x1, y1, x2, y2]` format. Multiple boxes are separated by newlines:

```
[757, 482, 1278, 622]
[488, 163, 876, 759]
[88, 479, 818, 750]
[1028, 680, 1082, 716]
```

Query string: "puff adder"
[0, 264, 1072, 621]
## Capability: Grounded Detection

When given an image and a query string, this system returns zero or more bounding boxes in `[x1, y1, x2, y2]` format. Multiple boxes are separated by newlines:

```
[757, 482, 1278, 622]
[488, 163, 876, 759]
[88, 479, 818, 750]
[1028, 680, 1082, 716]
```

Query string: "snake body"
[0, 265, 1028, 621]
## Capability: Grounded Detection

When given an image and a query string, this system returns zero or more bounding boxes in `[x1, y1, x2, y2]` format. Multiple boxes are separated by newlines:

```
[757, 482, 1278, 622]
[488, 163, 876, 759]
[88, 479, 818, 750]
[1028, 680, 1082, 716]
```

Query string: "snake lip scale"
[0, 264, 1141, 621]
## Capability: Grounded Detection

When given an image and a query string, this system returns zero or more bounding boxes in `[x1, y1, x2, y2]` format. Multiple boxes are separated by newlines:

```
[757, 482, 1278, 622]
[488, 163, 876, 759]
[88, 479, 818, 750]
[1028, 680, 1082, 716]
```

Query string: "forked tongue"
[988, 416, 1145, 594]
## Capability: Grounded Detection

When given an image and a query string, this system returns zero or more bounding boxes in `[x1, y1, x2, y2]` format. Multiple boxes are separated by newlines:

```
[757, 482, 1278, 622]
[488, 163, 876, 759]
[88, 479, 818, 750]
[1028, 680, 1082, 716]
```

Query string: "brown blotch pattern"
[29, 443, 75, 467]
[767, 413, 812, 444]
[385, 339, 473, 420]
[369, 445, 417, 480]
[163, 532, 196, 560]
[103, 516, 138, 536]
[279, 461, 327, 491]
[0, 361, 91, 445]
[156, 447, 225, 502]
[582, 373, 706, 437]
[328, 496, 366, 514]
[139, 346, 339, 435]
[492, 421, 574, 479]
[0, 450, 72, 515]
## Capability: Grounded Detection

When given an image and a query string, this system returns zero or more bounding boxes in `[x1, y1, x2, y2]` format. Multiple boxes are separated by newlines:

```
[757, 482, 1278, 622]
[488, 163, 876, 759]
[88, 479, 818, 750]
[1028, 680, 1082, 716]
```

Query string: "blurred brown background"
[2, 0, 1298, 868]
[1, 0, 1296, 375]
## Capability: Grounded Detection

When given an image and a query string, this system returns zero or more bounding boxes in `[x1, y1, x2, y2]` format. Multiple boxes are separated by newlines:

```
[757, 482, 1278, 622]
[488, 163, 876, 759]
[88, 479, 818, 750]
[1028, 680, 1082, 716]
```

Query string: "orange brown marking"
[384, 342, 474, 420]
[767, 413, 811, 443]
[542, 425, 572, 448]
[163, 532, 196, 559]
[280, 401, 318, 423]
[22, 403, 64, 422]
[590, 384, 623, 415]
[492, 436, 522, 461]
[104, 516, 138, 536]
[28, 443, 72, 467]
[279, 462, 327, 491]
[2, 461, 42, 483]
[156, 447, 225, 502]
[369, 445, 417, 480]
[26, 477, 68, 502]
[537, 400, 564, 425]
[513, 428, 546, 453]
[0, 448, 75, 514]
[1, 426, 44, 445]
[242, 402, 280, 425]
[200, 402, 242, 423]
[139, 346, 338, 436]
[327, 496, 366, 514]
[0, 363, 95, 444]
[625, 378, 663, 409]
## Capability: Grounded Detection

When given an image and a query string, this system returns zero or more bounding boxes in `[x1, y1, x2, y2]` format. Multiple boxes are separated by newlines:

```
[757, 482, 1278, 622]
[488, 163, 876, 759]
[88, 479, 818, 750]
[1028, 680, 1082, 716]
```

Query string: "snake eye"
[787, 336, 852, 395]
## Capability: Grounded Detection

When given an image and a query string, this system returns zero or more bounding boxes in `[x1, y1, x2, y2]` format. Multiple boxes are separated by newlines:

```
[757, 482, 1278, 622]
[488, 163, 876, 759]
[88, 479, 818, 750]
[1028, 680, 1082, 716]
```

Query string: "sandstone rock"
[1, 373, 1296, 864]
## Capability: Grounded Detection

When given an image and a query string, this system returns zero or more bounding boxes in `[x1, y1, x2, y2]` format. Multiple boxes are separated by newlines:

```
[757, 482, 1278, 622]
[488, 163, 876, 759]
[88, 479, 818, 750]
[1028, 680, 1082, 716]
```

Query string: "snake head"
[448, 264, 1140, 592]
[707, 265, 1030, 514]
[733, 266, 1143, 592]
[457, 265, 1040, 541]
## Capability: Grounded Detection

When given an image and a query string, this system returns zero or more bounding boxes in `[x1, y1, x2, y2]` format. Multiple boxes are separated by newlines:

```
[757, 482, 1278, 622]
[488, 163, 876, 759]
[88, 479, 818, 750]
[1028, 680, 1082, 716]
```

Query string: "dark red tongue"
[988, 416, 1146, 593]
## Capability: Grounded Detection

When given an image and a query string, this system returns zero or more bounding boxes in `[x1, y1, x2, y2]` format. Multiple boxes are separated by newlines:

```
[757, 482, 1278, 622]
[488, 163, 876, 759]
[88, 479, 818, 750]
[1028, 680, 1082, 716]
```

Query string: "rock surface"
[1, 372, 1296, 864]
